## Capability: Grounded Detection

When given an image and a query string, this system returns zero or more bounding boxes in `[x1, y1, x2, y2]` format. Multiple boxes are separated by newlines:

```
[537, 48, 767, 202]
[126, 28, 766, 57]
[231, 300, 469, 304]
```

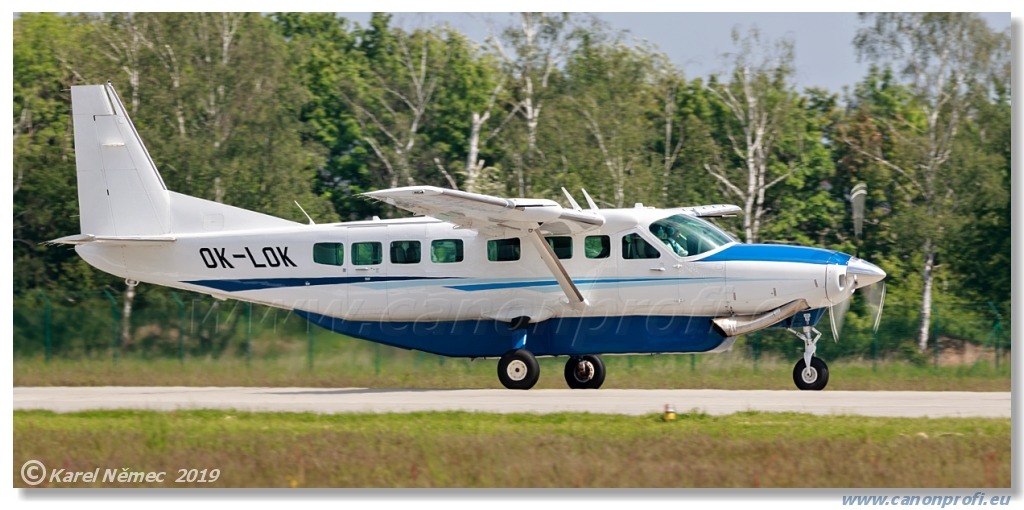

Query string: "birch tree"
[338, 15, 453, 188]
[850, 13, 1008, 352]
[488, 12, 581, 196]
[563, 40, 660, 208]
[703, 28, 799, 243]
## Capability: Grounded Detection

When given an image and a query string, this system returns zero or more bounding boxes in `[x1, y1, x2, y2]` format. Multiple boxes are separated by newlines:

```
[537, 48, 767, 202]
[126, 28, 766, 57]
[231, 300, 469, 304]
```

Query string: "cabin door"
[616, 229, 680, 315]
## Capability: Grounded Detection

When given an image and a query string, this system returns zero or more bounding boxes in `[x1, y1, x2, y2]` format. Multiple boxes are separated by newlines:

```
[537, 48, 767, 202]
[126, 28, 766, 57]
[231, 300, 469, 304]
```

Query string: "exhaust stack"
[712, 299, 809, 337]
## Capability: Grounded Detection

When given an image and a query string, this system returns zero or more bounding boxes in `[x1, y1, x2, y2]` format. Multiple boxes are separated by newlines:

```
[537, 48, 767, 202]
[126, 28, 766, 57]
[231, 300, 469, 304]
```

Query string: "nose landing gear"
[789, 326, 829, 390]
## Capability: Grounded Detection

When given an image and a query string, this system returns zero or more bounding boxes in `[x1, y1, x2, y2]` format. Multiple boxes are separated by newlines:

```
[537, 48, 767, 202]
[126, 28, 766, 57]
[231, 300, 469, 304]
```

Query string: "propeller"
[828, 183, 885, 342]
[829, 268, 886, 342]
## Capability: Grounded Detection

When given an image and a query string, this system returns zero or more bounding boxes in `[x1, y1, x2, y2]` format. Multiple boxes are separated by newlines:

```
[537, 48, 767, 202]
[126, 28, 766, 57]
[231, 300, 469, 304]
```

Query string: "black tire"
[793, 356, 829, 391]
[563, 354, 606, 389]
[497, 349, 540, 390]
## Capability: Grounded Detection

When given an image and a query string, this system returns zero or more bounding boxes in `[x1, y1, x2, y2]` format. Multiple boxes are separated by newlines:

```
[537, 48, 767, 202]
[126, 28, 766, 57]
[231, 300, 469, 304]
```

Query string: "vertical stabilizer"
[72, 83, 170, 236]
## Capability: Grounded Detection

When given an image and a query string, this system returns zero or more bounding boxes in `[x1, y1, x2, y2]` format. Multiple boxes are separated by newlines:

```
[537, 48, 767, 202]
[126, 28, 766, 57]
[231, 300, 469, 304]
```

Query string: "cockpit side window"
[649, 214, 733, 257]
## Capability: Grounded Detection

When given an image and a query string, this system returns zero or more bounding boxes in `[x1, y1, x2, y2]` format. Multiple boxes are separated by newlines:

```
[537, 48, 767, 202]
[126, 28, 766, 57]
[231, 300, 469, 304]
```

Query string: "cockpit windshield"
[648, 214, 735, 257]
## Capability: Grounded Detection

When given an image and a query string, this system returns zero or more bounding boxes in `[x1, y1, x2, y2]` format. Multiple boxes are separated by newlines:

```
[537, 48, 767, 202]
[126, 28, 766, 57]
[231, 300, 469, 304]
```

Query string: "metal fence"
[13, 289, 1010, 369]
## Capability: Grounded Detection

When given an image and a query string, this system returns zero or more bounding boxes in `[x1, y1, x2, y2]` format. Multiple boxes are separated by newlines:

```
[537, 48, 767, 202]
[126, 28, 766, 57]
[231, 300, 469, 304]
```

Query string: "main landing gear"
[789, 325, 829, 390]
[563, 355, 606, 389]
[496, 319, 606, 390]
[497, 349, 540, 390]
[495, 350, 607, 390]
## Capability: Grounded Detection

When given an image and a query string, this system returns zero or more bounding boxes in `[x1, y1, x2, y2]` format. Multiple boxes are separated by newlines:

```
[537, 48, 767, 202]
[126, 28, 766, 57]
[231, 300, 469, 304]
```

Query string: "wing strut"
[525, 227, 587, 307]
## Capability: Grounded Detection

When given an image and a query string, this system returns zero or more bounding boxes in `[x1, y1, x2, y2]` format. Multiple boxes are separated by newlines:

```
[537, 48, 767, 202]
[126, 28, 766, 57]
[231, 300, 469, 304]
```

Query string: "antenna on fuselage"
[561, 187, 583, 211]
[294, 200, 316, 225]
[580, 189, 599, 211]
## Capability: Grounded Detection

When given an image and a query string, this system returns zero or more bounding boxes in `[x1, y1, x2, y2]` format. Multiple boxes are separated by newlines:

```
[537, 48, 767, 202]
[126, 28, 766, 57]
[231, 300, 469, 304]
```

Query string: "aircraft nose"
[847, 257, 886, 288]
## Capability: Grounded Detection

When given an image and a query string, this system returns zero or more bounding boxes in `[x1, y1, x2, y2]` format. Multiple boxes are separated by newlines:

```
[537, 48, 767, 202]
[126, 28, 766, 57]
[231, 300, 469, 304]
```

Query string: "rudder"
[71, 83, 170, 236]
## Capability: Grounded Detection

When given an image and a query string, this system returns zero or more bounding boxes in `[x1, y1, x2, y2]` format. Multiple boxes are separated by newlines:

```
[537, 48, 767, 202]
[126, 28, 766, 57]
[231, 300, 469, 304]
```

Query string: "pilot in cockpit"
[654, 225, 689, 257]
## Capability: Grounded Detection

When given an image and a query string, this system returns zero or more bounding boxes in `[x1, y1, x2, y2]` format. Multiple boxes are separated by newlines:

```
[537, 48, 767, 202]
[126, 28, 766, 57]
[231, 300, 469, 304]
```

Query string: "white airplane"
[51, 83, 886, 390]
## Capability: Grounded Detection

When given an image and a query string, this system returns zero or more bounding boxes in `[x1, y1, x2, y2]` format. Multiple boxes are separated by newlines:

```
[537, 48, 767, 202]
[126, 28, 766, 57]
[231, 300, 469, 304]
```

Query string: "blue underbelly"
[297, 311, 739, 357]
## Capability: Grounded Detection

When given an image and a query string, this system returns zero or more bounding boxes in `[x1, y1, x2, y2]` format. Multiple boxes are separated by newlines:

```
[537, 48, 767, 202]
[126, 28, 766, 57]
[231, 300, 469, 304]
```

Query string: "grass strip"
[13, 354, 1011, 391]
[14, 409, 1010, 488]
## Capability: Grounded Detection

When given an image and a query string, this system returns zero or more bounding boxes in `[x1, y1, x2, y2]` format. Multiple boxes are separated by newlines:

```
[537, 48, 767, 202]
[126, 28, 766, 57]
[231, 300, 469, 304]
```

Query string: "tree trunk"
[917, 240, 935, 352]
[120, 283, 136, 351]
[465, 112, 485, 193]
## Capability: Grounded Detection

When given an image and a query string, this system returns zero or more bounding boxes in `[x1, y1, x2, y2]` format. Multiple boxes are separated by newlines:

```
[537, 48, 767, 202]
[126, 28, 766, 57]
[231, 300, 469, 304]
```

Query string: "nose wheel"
[789, 326, 829, 390]
[793, 356, 829, 390]
[563, 354, 606, 389]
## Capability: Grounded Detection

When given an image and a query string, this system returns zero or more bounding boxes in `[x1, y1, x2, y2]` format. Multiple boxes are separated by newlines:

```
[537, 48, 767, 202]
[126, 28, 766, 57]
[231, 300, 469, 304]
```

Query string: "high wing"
[364, 186, 606, 307]
[364, 186, 605, 236]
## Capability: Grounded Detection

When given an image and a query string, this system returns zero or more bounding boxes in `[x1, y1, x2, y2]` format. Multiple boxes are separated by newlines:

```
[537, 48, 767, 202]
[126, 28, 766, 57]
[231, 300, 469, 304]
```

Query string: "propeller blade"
[829, 296, 852, 342]
[851, 183, 867, 239]
[871, 281, 887, 333]
[829, 305, 839, 342]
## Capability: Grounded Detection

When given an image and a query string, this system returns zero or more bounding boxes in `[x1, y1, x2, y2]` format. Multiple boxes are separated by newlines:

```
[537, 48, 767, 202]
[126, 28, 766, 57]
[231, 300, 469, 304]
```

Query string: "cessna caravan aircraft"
[51, 83, 886, 390]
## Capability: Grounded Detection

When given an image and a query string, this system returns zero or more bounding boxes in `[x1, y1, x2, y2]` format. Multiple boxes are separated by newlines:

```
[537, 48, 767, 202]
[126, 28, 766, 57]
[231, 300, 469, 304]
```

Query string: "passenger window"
[313, 242, 344, 266]
[545, 236, 573, 259]
[352, 241, 382, 265]
[585, 235, 610, 259]
[390, 240, 421, 264]
[431, 239, 464, 263]
[487, 238, 521, 262]
[622, 233, 661, 259]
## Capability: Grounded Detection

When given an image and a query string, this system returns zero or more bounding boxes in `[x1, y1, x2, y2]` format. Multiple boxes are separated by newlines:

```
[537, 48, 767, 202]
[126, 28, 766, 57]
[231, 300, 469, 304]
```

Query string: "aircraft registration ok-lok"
[52, 83, 886, 390]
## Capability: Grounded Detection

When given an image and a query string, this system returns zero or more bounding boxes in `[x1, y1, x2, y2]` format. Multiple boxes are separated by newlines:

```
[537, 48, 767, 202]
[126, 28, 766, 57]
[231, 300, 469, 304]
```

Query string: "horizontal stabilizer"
[46, 234, 176, 245]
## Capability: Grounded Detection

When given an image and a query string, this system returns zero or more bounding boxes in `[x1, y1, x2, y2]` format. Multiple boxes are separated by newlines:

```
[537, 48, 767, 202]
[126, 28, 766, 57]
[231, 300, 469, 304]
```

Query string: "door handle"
[354, 267, 370, 271]
[650, 267, 666, 272]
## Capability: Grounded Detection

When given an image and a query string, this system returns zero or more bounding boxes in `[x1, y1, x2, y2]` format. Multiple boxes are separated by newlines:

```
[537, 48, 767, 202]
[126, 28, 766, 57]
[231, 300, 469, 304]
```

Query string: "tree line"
[13, 13, 1010, 354]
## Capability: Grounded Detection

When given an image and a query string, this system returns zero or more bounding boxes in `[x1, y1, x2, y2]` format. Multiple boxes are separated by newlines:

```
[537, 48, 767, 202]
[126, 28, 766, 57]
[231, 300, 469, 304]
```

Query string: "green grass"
[13, 410, 1010, 488]
[13, 349, 1011, 391]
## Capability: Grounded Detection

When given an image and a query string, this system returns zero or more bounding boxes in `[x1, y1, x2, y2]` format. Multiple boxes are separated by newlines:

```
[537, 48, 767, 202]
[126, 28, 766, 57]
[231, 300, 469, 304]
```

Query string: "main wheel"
[793, 356, 829, 391]
[563, 354, 606, 389]
[497, 349, 540, 390]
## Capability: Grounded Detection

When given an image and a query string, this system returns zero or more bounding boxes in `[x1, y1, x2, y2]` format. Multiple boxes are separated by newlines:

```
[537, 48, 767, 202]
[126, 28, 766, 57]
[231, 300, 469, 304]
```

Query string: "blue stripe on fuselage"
[700, 244, 851, 265]
[183, 276, 458, 293]
[182, 276, 719, 293]
[444, 277, 714, 292]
